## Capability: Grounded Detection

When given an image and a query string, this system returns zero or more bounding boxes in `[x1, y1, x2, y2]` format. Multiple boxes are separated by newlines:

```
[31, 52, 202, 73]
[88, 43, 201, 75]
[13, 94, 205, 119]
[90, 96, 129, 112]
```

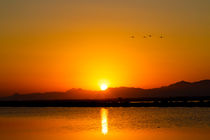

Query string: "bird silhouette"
[130, 35, 135, 39]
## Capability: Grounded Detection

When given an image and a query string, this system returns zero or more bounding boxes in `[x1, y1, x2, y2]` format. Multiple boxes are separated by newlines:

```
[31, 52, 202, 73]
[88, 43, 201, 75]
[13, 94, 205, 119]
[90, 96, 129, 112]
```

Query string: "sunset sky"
[0, 0, 210, 95]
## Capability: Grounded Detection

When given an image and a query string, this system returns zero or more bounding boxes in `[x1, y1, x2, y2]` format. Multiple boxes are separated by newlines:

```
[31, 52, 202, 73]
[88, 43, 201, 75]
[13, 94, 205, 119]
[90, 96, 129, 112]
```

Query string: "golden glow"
[101, 108, 108, 135]
[1, 1, 210, 94]
[100, 84, 108, 91]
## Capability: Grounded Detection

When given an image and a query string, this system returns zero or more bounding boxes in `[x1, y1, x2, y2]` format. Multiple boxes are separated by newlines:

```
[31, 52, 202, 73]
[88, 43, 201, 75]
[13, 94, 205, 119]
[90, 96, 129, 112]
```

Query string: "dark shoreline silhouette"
[0, 96, 210, 107]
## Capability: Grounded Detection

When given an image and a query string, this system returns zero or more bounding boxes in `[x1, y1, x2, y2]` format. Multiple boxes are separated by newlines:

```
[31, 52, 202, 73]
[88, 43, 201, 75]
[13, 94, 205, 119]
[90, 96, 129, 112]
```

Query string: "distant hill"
[0, 80, 210, 101]
[140, 80, 210, 98]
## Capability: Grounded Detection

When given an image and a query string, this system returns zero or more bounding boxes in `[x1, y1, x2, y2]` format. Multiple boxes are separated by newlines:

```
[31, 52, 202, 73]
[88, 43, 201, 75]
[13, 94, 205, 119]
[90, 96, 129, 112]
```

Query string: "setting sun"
[0, 1, 209, 140]
[100, 84, 108, 91]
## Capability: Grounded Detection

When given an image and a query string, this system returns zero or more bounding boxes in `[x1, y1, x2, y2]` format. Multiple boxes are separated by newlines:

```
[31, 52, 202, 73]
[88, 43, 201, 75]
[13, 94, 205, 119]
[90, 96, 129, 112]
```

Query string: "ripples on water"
[0, 107, 210, 140]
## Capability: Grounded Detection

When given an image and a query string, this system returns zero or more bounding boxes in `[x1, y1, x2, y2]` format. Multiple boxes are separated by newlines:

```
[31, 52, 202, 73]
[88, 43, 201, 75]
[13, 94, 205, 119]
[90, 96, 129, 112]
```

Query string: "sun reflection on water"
[101, 108, 108, 135]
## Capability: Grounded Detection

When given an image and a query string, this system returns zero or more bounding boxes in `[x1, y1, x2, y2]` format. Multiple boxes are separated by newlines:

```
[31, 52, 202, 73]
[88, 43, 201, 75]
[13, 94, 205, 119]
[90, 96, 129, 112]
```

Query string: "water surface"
[0, 107, 210, 140]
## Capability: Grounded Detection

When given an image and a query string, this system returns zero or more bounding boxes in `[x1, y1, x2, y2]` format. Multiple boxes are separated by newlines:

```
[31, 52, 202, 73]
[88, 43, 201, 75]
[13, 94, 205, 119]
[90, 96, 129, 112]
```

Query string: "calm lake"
[0, 107, 210, 140]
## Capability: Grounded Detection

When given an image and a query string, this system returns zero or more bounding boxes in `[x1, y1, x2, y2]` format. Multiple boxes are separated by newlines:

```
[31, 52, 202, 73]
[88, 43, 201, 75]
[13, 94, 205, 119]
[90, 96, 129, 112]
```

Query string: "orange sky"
[0, 0, 210, 95]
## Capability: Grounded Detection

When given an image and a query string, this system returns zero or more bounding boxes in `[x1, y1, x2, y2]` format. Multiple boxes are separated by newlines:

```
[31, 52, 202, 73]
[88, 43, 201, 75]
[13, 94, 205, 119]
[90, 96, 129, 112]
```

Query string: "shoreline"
[0, 99, 210, 107]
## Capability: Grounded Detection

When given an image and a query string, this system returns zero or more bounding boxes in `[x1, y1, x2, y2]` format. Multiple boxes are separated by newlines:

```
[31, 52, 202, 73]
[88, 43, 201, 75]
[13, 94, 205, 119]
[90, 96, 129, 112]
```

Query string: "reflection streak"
[101, 108, 108, 135]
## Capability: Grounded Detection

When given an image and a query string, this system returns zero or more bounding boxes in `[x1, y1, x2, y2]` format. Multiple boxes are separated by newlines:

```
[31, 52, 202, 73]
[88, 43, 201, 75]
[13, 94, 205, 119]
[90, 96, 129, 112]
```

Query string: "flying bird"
[130, 35, 135, 39]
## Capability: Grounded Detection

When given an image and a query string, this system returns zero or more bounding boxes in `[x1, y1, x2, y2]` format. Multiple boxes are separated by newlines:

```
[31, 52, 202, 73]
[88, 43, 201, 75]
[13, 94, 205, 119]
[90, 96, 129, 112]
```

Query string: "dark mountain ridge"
[0, 80, 210, 101]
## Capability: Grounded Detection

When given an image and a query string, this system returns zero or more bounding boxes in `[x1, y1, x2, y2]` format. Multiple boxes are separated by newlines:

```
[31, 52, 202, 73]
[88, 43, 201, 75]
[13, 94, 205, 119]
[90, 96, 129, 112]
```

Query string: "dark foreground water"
[0, 107, 210, 140]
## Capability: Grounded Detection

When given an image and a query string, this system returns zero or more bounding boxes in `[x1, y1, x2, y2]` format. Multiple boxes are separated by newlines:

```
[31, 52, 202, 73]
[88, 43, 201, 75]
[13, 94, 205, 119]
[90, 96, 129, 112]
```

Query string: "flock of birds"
[130, 34, 164, 39]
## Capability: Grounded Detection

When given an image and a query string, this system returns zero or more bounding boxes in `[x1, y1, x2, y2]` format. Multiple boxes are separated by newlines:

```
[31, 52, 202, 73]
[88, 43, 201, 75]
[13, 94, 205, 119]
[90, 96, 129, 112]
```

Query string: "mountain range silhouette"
[0, 80, 210, 101]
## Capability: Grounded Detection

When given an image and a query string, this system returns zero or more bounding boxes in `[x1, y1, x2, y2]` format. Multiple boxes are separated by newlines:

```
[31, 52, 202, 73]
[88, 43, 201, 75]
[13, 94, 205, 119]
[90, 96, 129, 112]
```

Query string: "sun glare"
[100, 84, 108, 91]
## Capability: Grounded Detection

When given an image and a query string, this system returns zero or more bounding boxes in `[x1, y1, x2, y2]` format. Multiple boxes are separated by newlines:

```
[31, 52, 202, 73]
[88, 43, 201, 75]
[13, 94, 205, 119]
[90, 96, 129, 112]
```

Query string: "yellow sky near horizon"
[0, 0, 210, 95]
